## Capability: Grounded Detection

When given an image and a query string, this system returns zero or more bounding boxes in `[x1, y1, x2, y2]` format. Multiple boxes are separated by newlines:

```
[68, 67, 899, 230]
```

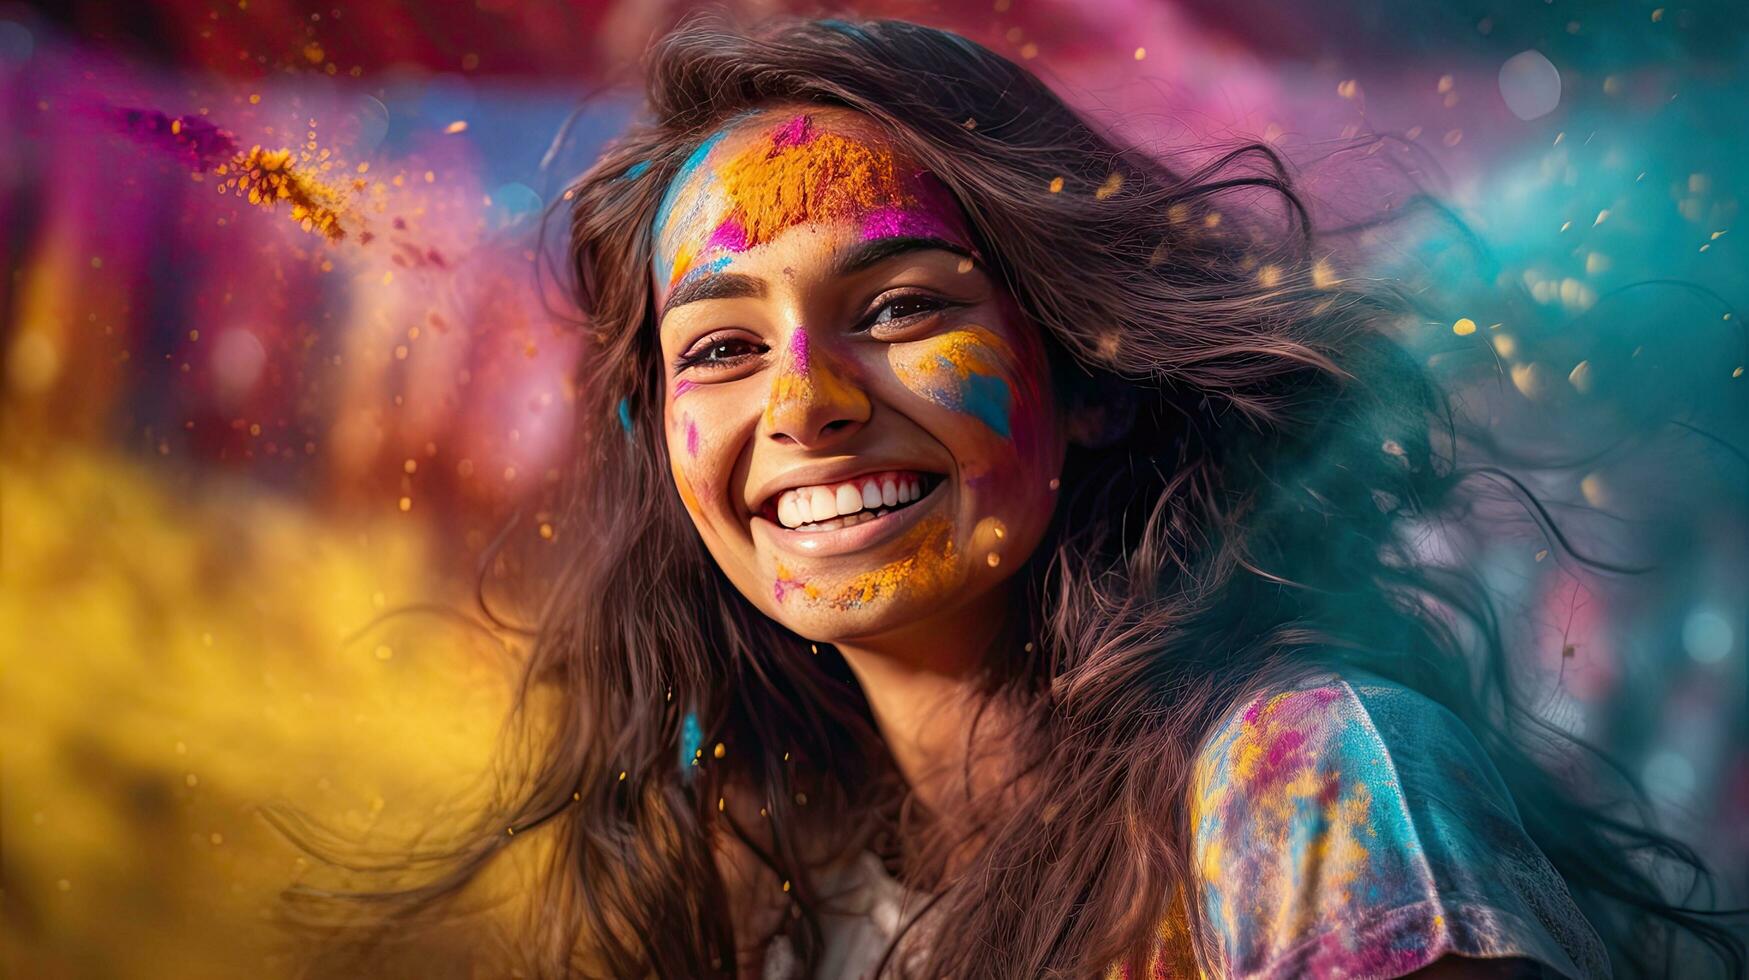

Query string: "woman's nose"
[763, 328, 871, 447]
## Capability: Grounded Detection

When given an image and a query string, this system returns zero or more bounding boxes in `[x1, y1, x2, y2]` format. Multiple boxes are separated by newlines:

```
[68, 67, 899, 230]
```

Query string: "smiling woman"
[314, 14, 1743, 980]
[652, 107, 1061, 648]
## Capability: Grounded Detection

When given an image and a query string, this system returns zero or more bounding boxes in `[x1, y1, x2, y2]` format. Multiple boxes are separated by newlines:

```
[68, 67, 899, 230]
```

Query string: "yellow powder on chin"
[716, 130, 913, 249]
[831, 516, 957, 608]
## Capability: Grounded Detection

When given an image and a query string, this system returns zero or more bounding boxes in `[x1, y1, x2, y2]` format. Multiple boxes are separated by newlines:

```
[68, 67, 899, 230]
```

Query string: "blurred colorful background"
[1, 0, 1744, 976]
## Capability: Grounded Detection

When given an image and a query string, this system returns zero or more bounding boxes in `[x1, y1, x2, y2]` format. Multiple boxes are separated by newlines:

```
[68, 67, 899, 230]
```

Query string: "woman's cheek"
[888, 325, 1019, 443]
[667, 406, 709, 520]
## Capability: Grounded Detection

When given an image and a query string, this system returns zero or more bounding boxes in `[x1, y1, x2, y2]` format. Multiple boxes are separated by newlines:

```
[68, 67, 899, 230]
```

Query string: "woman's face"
[652, 107, 1065, 646]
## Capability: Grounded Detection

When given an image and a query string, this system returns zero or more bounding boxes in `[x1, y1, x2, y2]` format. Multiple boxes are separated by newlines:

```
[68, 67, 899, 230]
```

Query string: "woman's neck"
[830, 585, 1024, 822]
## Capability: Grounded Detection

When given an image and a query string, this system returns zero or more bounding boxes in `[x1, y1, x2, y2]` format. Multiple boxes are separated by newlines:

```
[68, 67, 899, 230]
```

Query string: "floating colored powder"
[103, 105, 238, 171]
[216, 145, 349, 242]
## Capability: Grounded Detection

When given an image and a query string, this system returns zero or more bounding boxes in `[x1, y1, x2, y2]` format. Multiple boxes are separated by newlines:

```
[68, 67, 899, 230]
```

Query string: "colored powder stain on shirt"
[830, 516, 956, 608]
[1189, 671, 1608, 978]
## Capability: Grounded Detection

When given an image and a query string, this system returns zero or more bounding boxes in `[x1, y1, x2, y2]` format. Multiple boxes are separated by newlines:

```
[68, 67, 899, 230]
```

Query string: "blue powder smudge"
[623, 159, 651, 179]
[932, 355, 1012, 437]
[672, 254, 733, 292]
[650, 127, 730, 252]
[679, 710, 703, 774]
[616, 397, 632, 435]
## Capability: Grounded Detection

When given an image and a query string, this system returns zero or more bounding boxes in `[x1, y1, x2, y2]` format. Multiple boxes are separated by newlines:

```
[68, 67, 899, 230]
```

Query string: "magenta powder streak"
[787, 329, 810, 374]
[706, 217, 749, 252]
[673, 379, 697, 398]
[773, 575, 805, 603]
[685, 417, 700, 457]
[770, 114, 814, 150]
[860, 206, 953, 242]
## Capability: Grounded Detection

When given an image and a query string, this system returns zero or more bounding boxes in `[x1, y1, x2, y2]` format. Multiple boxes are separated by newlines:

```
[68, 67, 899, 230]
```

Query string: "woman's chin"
[768, 592, 953, 648]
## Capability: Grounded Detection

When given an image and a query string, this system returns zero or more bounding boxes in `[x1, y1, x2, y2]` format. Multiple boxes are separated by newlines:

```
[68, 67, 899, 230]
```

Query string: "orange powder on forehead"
[715, 127, 915, 250]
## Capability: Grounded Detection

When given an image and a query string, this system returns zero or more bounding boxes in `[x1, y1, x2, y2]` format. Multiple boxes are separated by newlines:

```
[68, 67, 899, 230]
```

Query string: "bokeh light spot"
[1499, 50, 1561, 121]
[1682, 610, 1734, 664]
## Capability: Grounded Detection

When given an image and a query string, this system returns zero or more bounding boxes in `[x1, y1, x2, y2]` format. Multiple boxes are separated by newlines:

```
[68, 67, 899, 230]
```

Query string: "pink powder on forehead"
[860, 206, 957, 242]
[706, 217, 749, 253]
[769, 114, 815, 151]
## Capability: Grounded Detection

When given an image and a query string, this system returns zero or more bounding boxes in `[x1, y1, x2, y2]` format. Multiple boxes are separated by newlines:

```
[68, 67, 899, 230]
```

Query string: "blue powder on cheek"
[929, 355, 1013, 438]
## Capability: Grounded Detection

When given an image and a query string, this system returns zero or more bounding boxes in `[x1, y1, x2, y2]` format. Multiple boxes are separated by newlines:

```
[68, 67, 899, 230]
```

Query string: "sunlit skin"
[653, 107, 1065, 807]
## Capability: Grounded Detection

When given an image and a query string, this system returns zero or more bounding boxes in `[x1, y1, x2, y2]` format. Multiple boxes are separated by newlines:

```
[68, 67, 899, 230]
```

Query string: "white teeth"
[835, 484, 863, 515]
[770, 472, 933, 529]
[808, 486, 836, 522]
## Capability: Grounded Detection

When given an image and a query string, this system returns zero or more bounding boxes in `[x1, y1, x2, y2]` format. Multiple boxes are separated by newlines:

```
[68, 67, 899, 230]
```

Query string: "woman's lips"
[752, 475, 947, 558]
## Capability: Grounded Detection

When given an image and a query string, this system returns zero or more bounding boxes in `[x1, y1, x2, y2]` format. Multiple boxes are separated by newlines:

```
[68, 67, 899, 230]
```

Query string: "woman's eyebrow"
[660, 271, 767, 320]
[831, 236, 978, 278]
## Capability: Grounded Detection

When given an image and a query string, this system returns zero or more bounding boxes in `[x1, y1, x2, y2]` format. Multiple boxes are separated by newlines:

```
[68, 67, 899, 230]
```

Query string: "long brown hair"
[297, 14, 1743, 978]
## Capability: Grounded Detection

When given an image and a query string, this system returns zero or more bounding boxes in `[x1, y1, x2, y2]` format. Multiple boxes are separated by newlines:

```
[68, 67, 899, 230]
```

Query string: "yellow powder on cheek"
[716, 131, 912, 248]
[934, 326, 1011, 372]
[831, 516, 958, 608]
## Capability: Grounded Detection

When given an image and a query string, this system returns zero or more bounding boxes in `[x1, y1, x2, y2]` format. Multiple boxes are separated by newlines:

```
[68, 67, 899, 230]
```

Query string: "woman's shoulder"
[1191, 666, 1491, 801]
[1187, 666, 1611, 979]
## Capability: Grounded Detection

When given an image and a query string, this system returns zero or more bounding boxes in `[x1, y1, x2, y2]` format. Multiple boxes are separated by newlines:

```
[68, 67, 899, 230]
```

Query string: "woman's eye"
[678, 336, 765, 371]
[867, 295, 949, 329]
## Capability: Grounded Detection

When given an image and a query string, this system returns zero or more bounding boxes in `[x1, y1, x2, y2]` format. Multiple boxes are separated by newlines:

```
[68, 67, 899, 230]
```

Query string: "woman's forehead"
[650, 108, 974, 295]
